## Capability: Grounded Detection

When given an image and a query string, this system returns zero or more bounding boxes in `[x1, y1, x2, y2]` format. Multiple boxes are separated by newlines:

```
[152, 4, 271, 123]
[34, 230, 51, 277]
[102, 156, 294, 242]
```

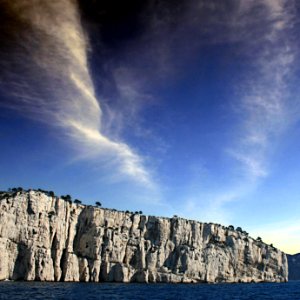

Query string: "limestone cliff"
[0, 190, 288, 283]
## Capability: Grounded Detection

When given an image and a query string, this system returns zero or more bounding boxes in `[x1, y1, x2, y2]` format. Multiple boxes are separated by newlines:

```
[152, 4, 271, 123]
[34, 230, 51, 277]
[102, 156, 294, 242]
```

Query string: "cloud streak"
[0, 0, 153, 186]
[229, 0, 297, 180]
[187, 0, 299, 224]
[137, 0, 299, 224]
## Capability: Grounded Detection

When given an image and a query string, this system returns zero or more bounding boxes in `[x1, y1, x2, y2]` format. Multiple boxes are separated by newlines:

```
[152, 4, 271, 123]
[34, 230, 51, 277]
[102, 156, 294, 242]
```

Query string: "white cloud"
[229, 0, 297, 181]
[0, 0, 154, 187]
[170, 0, 299, 229]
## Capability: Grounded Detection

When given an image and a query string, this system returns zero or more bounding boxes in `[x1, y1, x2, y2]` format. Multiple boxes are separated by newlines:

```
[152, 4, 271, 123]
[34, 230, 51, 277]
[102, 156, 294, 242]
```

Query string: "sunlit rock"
[0, 191, 288, 283]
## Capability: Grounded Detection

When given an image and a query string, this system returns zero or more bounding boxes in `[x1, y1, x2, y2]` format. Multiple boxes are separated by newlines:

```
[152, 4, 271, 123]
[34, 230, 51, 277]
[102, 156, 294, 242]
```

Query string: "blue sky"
[0, 0, 299, 254]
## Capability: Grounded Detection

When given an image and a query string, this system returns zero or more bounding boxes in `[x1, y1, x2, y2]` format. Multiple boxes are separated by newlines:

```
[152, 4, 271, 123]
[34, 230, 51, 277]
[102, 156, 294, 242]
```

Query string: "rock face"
[0, 191, 288, 283]
[287, 253, 300, 280]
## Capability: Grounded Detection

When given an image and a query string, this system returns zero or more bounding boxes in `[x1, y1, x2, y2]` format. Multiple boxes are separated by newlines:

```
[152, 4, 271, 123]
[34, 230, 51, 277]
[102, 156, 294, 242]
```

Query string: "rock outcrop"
[0, 190, 288, 283]
[287, 253, 300, 280]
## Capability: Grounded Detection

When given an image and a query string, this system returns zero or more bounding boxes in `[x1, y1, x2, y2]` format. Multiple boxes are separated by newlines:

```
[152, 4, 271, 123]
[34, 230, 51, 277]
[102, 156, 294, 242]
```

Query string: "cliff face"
[0, 191, 288, 283]
[287, 253, 300, 280]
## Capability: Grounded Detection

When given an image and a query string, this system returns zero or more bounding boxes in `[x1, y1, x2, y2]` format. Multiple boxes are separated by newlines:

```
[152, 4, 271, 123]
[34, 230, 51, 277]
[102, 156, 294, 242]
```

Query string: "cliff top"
[0, 187, 281, 254]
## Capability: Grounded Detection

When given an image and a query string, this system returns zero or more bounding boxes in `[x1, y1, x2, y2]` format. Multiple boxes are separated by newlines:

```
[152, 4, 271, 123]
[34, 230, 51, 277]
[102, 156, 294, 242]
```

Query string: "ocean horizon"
[0, 281, 299, 300]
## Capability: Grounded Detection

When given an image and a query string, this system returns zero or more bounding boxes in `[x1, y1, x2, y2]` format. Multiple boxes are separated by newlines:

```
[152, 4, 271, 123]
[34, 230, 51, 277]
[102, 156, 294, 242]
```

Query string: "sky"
[0, 0, 299, 254]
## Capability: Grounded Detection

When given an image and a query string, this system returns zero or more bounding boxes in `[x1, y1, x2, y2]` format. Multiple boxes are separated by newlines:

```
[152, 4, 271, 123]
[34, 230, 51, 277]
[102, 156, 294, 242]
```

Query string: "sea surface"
[0, 281, 299, 300]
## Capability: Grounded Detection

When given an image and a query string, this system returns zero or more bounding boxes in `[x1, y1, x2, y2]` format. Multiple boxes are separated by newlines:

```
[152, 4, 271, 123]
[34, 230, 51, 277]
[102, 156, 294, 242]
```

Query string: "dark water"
[0, 281, 299, 300]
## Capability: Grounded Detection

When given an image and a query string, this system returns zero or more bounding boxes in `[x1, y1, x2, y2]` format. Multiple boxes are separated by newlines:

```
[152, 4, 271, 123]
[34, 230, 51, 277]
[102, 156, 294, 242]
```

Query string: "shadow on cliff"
[12, 243, 32, 280]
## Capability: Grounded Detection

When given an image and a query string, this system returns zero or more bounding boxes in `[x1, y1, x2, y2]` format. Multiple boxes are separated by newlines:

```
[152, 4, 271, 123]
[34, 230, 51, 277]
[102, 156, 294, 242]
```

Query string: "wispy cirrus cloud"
[0, 0, 153, 187]
[116, 0, 298, 185]
[143, 0, 299, 225]
[229, 0, 297, 180]
[190, 0, 299, 224]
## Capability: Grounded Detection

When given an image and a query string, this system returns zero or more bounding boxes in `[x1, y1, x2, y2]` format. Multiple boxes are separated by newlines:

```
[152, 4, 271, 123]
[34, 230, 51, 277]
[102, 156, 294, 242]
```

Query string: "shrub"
[61, 195, 72, 201]
[74, 199, 82, 204]
[95, 201, 102, 207]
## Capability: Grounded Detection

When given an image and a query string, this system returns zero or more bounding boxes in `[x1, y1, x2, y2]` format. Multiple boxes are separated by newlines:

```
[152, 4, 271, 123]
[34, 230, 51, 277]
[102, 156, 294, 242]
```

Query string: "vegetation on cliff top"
[0, 187, 272, 248]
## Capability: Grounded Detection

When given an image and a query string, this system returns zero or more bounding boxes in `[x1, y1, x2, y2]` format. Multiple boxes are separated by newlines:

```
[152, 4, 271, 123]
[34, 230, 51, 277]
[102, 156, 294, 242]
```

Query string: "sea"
[0, 281, 299, 300]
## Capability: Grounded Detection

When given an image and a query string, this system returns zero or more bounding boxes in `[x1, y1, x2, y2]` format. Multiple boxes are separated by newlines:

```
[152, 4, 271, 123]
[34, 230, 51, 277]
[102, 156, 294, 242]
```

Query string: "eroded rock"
[0, 191, 288, 283]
